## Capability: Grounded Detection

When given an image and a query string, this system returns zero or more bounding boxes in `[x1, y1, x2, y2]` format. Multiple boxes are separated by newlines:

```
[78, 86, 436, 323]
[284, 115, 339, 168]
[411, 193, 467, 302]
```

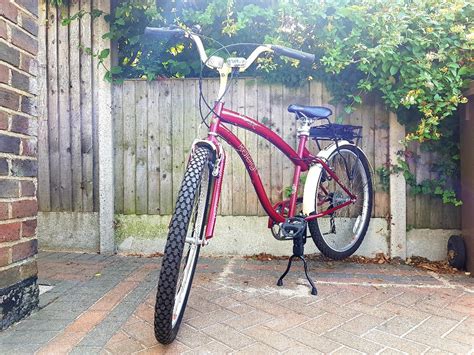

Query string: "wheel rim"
[172, 166, 209, 327]
[315, 149, 370, 252]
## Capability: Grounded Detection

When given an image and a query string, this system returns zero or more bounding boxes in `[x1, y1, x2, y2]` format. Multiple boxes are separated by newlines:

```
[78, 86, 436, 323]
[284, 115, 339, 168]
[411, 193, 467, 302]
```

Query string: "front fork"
[204, 150, 226, 239]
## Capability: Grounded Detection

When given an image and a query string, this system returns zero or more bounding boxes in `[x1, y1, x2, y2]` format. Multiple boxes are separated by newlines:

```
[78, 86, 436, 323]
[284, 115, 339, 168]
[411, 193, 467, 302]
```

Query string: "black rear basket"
[309, 123, 362, 147]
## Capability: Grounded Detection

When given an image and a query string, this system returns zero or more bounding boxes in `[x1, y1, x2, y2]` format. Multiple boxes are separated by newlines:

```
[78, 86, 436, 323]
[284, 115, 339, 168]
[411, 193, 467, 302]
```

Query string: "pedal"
[280, 217, 307, 240]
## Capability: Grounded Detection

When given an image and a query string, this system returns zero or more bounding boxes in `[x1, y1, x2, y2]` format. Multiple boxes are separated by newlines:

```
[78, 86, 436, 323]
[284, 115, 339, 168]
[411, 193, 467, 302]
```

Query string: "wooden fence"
[38, 0, 99, 213]
[37, 0, 460, 229]
[112, 79, 382, 216]
[110, 78, 460, 228]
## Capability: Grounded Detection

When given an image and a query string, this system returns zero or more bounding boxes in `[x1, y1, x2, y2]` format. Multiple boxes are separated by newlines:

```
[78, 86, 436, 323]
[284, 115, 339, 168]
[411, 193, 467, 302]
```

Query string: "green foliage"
[376, 166, 390, 192]
[54, 0, 473, 205]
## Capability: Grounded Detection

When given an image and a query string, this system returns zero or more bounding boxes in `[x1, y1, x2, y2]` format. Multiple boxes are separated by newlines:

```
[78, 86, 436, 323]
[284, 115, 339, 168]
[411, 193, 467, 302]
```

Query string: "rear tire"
[309, 144, 372, 260]
[154, 147, 212, 344]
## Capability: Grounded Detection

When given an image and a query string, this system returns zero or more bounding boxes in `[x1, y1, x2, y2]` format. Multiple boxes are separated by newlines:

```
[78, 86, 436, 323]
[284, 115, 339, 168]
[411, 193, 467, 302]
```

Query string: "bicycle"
[145, 26, 373, 344]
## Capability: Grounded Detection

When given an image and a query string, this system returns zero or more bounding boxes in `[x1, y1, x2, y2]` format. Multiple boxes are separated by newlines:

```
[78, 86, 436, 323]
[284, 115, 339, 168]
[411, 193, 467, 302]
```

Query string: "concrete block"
[407, 229, 460, 261]
[37, 212, 99, 252]
[116, 215, 390, 257]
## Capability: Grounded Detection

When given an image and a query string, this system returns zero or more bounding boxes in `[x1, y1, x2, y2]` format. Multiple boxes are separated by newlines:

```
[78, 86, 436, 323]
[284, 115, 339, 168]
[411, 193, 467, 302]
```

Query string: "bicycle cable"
[197, 41, 265, 128]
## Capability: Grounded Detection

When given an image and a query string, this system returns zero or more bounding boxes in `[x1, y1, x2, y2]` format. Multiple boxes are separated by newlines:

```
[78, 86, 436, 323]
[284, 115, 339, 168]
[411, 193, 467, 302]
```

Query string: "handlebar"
[269, 45, 315, 63]
[144, 26, 185, 38]
[144, 26, 315, 70]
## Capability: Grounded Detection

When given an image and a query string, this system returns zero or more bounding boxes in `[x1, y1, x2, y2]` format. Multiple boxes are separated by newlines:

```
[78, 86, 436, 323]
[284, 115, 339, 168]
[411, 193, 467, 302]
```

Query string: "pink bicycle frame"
[203, 101, 356, 239]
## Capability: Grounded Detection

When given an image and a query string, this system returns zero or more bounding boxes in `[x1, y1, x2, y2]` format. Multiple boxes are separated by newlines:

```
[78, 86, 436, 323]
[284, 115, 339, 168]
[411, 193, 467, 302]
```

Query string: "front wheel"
[308, 144, 373, 260]
[154, 147, 212, 344]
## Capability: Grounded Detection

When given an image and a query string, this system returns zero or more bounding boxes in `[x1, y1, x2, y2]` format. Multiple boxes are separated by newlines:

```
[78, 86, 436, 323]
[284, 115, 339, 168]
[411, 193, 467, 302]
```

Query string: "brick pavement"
[0, 251, 473, 354]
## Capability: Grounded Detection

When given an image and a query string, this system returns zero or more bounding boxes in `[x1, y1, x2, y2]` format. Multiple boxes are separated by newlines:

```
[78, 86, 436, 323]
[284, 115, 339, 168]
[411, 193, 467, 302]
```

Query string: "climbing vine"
[53, 0, 473, 205]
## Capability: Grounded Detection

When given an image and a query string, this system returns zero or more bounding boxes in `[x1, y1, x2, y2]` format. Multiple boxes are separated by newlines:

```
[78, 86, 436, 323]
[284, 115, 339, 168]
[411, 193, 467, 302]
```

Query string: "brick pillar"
[0, 0, 39, 330]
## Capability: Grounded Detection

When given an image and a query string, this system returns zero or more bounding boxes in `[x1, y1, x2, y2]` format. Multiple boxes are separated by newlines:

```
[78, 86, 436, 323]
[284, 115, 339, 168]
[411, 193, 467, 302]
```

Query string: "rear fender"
[303, 140, 367, 215]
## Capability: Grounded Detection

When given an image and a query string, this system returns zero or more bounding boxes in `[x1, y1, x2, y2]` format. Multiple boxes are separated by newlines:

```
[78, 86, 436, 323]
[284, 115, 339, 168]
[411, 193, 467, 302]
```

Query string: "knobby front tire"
[309, 144, 373, 260]
[154, 147, 212, 344]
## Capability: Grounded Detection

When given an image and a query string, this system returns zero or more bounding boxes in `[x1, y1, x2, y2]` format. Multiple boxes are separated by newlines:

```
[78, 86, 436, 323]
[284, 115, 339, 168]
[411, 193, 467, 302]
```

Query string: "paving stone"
[77, 320, 123, 347]
[104, 335, 144, 354]
[445, 329, 474, 346]
[202, 323, 254, 350]
[182, 340, 232, 354]
[357, 289, 404, 307]
[339, 313, 387, 335]
[9, 318, 72, 332]
[377, 315, 424, 336]
[404, 315, 459, 337]
[331, 346, 364, 354]
[3, 252, 473, 354]
[301, 312, 349, 335]
[222, 310, 272, 331]
[121, 319, 157, 348]
[282, 344, 324, 354]
[377, 302, 430, 322]
[69, 345, 103, 355]
[263, 311, 311, 332]
[376, 348, 406, 354]
[0, 330, 59, 345]
[324, 328, 384, 353]
[242, 325, 302, 352]
[405, 328, 472, 354]
[185, 309, 237, 330]
[0, 342, 43, 354]
[234, 342, 279, 354]
[285, 326, 341, 353]
[175, 324, 214, 349]
[138, 342, 191, 354]
[363, 329, 429, 353]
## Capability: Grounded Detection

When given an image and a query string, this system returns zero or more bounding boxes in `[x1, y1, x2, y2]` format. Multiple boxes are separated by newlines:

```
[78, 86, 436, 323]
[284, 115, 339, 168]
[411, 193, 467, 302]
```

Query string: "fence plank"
[429, 152, 444, 229]
[218, 79, 233, 215]
[245, 78, 259, 215]
[80, 0, 94, 212]
[270, 83, 284, 205]
[159, 81, 173, 214]
[38, 0, 51, 211]
[58, 7, 72, 210]
[257, 80, 271, 216]
[374, 102, 390, 218]
[415, 146, 431, 227]
[231, 79, 247, 215]
[113, 83, 124, 213]
[281, 85, 296, 199]
[171, 80, 184, 209]
[47, 5, 60, 211]
[122, 81, 136, 214]
[69, 0, 82, 211]
[147, 81, 160, 214]
[135, 81, 148, 214]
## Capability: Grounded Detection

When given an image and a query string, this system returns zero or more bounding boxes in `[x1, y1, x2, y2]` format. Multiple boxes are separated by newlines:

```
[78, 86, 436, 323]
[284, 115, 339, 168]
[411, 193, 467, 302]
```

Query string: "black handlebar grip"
[144, 26, 185, 38]
[271, 45, 315, 63]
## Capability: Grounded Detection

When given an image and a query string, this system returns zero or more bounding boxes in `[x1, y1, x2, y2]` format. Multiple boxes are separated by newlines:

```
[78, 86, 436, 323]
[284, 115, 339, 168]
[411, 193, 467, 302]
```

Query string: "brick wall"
[0, 0, 39, 330]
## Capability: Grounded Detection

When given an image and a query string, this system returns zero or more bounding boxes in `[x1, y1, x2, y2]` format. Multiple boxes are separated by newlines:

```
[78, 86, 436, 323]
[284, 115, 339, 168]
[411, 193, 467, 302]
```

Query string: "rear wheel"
[309, 144, 372, 260]
[154, 147, 212, 344]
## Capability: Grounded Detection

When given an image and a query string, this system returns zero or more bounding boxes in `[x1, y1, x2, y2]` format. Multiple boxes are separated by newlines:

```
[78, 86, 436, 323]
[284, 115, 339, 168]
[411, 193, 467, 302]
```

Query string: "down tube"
[216, 124, 285, 224]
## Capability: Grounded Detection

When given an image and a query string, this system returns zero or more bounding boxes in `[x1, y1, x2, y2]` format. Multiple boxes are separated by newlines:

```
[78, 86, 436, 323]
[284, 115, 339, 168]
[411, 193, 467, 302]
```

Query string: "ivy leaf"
[110, 66, 123, 74]
[98, 49, 110, 60]
[389, 65, 399, 76]
[91, 9, 104, 18]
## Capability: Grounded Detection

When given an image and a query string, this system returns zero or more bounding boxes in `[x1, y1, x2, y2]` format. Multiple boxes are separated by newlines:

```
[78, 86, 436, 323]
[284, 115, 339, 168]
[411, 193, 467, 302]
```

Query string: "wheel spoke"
[310, 146, 372, 258]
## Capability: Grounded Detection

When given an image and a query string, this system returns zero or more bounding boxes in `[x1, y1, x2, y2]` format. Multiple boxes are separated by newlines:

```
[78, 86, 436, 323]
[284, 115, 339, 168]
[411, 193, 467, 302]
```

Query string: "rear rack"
[309, 123, 362, 149]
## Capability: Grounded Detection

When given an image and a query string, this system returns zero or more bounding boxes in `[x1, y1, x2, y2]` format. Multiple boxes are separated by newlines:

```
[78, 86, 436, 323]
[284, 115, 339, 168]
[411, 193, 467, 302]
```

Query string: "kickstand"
[277, 225, 318, 296]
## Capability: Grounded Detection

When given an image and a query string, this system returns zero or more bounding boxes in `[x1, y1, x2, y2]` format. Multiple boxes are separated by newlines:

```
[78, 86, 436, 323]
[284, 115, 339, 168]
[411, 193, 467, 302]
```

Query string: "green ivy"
[55, 0, 473, 205]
